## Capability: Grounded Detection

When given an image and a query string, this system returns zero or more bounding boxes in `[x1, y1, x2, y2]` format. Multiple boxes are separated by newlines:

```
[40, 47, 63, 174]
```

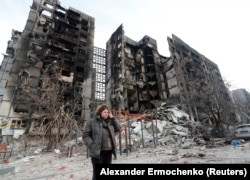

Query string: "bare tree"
[27, 63, 83, 150]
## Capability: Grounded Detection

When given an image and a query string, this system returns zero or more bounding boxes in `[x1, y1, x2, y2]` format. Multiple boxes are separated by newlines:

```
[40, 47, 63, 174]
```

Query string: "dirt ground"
[1, 141, 250, 180]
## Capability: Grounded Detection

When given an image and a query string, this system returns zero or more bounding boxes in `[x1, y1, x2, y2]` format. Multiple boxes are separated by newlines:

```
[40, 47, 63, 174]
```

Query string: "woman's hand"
[108, 111, 113, 118]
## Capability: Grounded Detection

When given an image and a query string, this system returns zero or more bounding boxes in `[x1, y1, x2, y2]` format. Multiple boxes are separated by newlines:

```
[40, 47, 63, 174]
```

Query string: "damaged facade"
[106, 25, 168, 113]
[232, 89, 250, 124]
[106, 24, 240, 128]
[0, 0, 95, 140]
[166, 35, 240, 124]
[92, 47, 106, 103]
[0, 1, 243, 144]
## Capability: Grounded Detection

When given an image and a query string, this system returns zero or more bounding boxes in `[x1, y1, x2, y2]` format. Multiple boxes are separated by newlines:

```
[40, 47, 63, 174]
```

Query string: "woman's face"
[101, 108, 109, 120]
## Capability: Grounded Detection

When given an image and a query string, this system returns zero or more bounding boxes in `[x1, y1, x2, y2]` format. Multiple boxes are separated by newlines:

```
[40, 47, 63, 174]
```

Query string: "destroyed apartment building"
[0, 0, 241, 146]
[106, 24, 240, 127]
[0, 0, 96, 144]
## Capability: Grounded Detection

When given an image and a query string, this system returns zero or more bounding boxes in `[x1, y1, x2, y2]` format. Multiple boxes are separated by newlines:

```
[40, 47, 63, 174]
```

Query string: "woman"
[82, 103, 120, 180]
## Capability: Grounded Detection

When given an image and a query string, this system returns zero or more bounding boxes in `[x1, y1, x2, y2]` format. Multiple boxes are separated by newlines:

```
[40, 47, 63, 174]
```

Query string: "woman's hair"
[95, 104, 109, 116]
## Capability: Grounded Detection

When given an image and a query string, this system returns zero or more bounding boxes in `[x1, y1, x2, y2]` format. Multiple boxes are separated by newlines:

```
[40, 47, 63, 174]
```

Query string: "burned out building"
[106, 24, 240, 126]
[0, 1, 241, 143]
[106, 24, 168, 113]
[166, 34, 240, 124]
[0, 0, 95, 140]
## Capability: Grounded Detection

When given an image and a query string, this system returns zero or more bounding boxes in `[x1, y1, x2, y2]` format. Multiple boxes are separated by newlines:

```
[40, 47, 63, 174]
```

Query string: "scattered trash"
[232, 140, 241, 147]
[34, 148, 42, 154]
[14, 166, 20, 173]
[54, 149, 61, 154]
[59, 165, 66, 170]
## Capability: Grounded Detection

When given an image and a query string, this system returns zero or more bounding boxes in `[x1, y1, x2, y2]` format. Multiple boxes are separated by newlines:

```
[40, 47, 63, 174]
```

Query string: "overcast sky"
[0, 0, 249, 91]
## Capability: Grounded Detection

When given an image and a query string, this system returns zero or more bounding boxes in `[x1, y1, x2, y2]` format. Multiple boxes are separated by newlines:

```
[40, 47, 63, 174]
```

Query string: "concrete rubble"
[118, 103, 232, 153]
[1, 103, 249, 179]
[1, 141, 250, 179]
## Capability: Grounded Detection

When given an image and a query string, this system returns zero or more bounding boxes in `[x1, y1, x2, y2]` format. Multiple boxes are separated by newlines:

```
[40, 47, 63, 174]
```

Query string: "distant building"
[232, 89, 250, 124]
[93, 47, 106, 102]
